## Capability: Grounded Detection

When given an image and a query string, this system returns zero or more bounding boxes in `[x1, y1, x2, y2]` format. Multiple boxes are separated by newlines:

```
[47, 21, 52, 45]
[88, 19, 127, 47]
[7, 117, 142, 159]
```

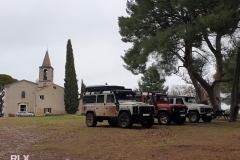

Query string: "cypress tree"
[79, 79, 86, 100]
[64, 39, 79, 114]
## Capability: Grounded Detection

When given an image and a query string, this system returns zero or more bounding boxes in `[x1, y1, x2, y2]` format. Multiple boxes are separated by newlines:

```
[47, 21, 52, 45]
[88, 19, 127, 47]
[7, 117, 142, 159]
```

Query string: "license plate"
[143, 113, 150, 116]
[207, 114, 211, 116]
[180, 114, 185, 117]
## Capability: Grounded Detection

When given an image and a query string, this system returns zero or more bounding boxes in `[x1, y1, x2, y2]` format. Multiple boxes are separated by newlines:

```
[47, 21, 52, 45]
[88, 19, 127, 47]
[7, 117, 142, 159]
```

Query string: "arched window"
[43, 69, 48, 80]
[21, 91, 25, 98]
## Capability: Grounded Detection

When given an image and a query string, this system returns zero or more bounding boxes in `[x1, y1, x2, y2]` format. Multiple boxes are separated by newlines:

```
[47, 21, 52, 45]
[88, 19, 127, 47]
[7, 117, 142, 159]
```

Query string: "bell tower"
[38, 51, 54, 89]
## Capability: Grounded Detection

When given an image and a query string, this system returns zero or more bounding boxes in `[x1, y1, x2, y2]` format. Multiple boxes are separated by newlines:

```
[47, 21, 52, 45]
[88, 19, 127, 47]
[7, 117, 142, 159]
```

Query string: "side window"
[176, 98, 184, 104]
[44, 108, 51, 113]
[169, 98, 173, 104]
[21, 91, 25, 98]
[97, 95, 104, 103]
[83, 95, 96, 103]
[40, 95, 44, 100]
[106, 94, 115, 103]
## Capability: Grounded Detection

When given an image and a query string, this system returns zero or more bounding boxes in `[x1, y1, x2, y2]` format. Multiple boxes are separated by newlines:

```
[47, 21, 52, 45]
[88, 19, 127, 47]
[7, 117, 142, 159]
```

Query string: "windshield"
[154, 95, 168, 101]
[115, 92, 136, 101]
[185, 97, 197, 103]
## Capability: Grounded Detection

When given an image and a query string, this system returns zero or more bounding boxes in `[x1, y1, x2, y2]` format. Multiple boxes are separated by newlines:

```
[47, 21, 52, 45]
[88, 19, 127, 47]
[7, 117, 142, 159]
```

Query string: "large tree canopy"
[119, 0, 240, 110]
[0, 74, 18, 86]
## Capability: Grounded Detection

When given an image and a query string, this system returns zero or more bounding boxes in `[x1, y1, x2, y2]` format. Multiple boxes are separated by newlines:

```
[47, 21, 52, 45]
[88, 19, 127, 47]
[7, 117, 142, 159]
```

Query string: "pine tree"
[138, 66, 166, 92]
[64, 39, 79, 114]
[118, 0, 240, 110]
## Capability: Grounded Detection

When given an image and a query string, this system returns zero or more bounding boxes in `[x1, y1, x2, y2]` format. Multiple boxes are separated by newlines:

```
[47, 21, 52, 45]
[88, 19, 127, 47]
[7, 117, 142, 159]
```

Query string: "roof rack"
[84, 85, 125, 92]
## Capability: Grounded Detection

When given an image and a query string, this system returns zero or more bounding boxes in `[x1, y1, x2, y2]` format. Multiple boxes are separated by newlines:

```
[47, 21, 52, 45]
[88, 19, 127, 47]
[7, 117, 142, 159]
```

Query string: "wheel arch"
[157, 108, 169, 116]
[86, 110, 96, 117]
[187, 109, 199, 115]
[119, 108, 131, 115]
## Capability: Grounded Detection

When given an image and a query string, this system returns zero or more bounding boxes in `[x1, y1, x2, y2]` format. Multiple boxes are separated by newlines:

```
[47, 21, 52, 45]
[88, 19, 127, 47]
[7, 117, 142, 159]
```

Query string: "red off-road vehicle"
[135, 92, 187, 125]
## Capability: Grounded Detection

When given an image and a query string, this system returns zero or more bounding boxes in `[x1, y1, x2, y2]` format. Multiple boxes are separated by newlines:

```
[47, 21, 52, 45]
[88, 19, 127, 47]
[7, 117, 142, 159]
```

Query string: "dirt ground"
[1, 116, 240, 160]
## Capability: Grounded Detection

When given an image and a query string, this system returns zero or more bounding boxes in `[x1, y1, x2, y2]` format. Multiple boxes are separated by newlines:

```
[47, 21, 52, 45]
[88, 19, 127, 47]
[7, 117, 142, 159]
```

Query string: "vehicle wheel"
[140, 118, 154, 128]
[158, 112, 171, 125]
[108, 119, 118, 127]
[202, 116, 212, 122]
[173, 117, 186, 125]
[86, 112, 97, 127]
[189, 112, 200, 123]
[117, 112, 132, 128]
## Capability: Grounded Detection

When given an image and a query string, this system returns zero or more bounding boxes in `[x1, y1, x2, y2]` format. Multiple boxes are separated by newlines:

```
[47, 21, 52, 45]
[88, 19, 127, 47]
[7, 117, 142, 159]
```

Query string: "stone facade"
[4, 80, 38, 116]
[34, 84, 65, 116]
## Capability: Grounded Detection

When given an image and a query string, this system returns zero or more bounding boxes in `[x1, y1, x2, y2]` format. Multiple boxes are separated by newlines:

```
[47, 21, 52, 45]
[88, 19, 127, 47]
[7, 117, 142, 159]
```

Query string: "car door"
[105, 94, 117, 117]
[23, 111, 28, 116]
[176, 98, 184, 104]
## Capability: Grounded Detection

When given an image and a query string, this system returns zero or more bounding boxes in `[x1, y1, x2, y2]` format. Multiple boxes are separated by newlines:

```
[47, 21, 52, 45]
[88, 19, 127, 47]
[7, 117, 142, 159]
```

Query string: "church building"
[3, 51, 67, 117]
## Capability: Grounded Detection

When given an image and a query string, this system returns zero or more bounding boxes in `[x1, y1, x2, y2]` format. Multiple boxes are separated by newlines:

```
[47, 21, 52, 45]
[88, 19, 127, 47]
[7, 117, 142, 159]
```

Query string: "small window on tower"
[43, 69, 47, 80]
[40, 95, 44, 100]
[53, 86, 56, 89]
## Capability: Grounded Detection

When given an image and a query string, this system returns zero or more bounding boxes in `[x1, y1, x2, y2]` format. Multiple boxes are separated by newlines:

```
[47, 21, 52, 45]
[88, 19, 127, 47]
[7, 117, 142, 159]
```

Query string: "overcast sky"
[0, 0, 185, 90]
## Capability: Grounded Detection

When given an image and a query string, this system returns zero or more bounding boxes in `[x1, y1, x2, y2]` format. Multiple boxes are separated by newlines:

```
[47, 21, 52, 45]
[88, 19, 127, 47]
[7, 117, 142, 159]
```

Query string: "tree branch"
[203, 33, 216, 53]
[211, 78, 233, 89]
[174, 66, 185, 74]
[192, 50, 208, 61]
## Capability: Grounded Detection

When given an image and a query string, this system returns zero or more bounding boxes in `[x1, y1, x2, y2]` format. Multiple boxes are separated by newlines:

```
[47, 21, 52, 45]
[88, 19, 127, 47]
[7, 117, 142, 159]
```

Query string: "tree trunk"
[184, 43, 220, 110]
[229, 46, 240, 122]
[0, 86, 3, 114]
[213, 34, 223, 109]
[188, 72, 208, 104]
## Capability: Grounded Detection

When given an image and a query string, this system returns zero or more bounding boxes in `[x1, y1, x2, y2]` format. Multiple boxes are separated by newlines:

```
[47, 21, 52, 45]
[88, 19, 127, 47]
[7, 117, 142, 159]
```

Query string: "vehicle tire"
[173, 117, 186, 125]
[189, 112, 200, 123]
[140, 118, 154, 128]
[86, 112, 97, 127]
[158, 112, 171, 125]
[202, 116, 212, 122]
[117, 112, 132, 128]
[108, 119, 118, 127]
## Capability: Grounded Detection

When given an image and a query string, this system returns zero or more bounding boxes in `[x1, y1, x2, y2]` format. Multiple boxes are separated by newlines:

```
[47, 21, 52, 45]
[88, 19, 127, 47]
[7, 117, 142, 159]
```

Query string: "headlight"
[200, 107, 204, 112]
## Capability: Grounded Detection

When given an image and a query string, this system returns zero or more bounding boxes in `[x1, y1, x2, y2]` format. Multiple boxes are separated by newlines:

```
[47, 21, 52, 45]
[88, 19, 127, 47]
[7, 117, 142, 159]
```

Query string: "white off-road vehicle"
[168, 95, 214, 123]
[81, 85, 155, 128]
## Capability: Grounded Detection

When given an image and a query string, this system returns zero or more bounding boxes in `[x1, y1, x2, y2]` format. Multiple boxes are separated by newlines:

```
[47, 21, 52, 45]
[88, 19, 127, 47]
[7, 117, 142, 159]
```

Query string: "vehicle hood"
[118, 101, 151, 106]
[185, 103, 213, 108]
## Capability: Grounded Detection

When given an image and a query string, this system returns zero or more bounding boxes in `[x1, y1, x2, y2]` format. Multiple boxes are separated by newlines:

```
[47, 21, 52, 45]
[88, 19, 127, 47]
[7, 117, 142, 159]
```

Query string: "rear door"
[105, 94, 117, 117]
